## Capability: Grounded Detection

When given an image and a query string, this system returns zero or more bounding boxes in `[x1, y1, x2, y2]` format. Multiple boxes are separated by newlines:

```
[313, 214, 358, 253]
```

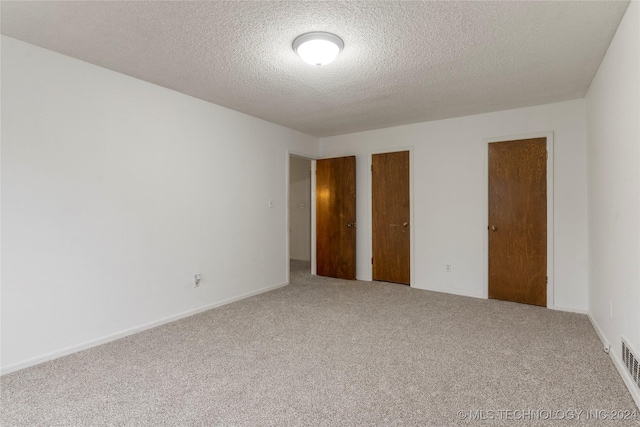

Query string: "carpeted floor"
[1, 260, 639, 426]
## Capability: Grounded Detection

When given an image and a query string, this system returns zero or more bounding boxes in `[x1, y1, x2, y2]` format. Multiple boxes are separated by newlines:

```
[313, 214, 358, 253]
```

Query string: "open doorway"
[289, 155, 312, 278]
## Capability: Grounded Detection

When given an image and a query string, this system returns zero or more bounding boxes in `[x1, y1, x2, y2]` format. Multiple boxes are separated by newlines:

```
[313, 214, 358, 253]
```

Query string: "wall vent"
[622, 338, 640, 390]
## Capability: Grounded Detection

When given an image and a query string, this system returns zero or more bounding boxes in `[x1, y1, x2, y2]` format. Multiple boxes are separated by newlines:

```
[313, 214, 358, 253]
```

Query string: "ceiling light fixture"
[293, 32, 344, 66]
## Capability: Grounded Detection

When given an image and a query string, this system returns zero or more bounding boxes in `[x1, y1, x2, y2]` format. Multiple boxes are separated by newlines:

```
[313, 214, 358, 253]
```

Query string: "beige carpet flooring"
[1, 260, 639, 426]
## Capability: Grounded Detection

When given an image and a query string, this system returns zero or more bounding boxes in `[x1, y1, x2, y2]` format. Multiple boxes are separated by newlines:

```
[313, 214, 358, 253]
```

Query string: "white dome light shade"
[293, 32, 344, 66]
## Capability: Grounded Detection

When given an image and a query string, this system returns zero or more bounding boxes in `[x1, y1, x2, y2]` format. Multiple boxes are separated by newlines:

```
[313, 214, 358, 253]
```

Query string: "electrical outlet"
[194, 274, 201, 288]
[446, 264, 451, 273]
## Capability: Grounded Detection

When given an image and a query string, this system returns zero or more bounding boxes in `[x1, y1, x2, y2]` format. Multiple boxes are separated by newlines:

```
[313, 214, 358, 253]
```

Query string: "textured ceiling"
[0, 1, 630, 137]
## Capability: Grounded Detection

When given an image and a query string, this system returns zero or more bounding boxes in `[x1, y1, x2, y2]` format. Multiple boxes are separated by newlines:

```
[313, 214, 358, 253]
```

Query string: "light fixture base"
[293, 32, 344, 66]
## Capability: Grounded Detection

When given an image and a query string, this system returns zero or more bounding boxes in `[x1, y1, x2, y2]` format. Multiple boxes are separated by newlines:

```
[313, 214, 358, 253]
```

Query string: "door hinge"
[546, 276, 548, 284]
[371, 257, 373, 264]
[371, 164, 373, 172]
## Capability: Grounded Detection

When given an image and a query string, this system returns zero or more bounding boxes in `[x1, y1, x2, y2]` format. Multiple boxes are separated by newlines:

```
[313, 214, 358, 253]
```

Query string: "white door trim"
[368, 146, 415, 286]
[482, 132, 555, 308]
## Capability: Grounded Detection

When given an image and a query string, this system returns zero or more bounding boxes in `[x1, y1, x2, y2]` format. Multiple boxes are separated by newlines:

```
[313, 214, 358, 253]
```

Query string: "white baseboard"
[610, 347, 640, 410]
[588, 313, 640, 410]
[1, 281, 289, 376]
[549, 305, 588, 314]
[587, 312, 610, 349]
[411, 284, 484, 300]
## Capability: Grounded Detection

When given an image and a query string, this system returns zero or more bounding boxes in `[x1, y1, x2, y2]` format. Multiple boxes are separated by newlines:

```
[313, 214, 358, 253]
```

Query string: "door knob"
[491, 225, 497, 231]
[403, 222, 409, 227]
[347, 222, 356, 228]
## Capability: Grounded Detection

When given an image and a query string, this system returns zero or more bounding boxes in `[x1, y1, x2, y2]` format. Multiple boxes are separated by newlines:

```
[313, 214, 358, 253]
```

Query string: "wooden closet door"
[372, 151, 410, 285]
[488, 138, 547, 306]
[316, 156, 356, 280]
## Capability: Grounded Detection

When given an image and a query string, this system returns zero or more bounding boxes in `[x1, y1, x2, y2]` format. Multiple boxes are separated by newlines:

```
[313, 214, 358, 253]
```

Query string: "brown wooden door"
[488, 138, 547, 306]
[316, 156, 356, 280]
[372, 151, 410, 285]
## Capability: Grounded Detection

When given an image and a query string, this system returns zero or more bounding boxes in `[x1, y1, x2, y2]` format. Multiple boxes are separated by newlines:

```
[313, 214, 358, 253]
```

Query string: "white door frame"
[482, 132, 555, 308]
[368, 146, 415, 286]
[286, 150, 318, 284]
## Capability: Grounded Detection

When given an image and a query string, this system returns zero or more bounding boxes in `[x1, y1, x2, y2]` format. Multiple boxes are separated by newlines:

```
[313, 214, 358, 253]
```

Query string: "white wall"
[289, 156, 311, 261]
[320, 99, 589, 312]
[0, 36, 319, 372]
[585, 1, 640, 405]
